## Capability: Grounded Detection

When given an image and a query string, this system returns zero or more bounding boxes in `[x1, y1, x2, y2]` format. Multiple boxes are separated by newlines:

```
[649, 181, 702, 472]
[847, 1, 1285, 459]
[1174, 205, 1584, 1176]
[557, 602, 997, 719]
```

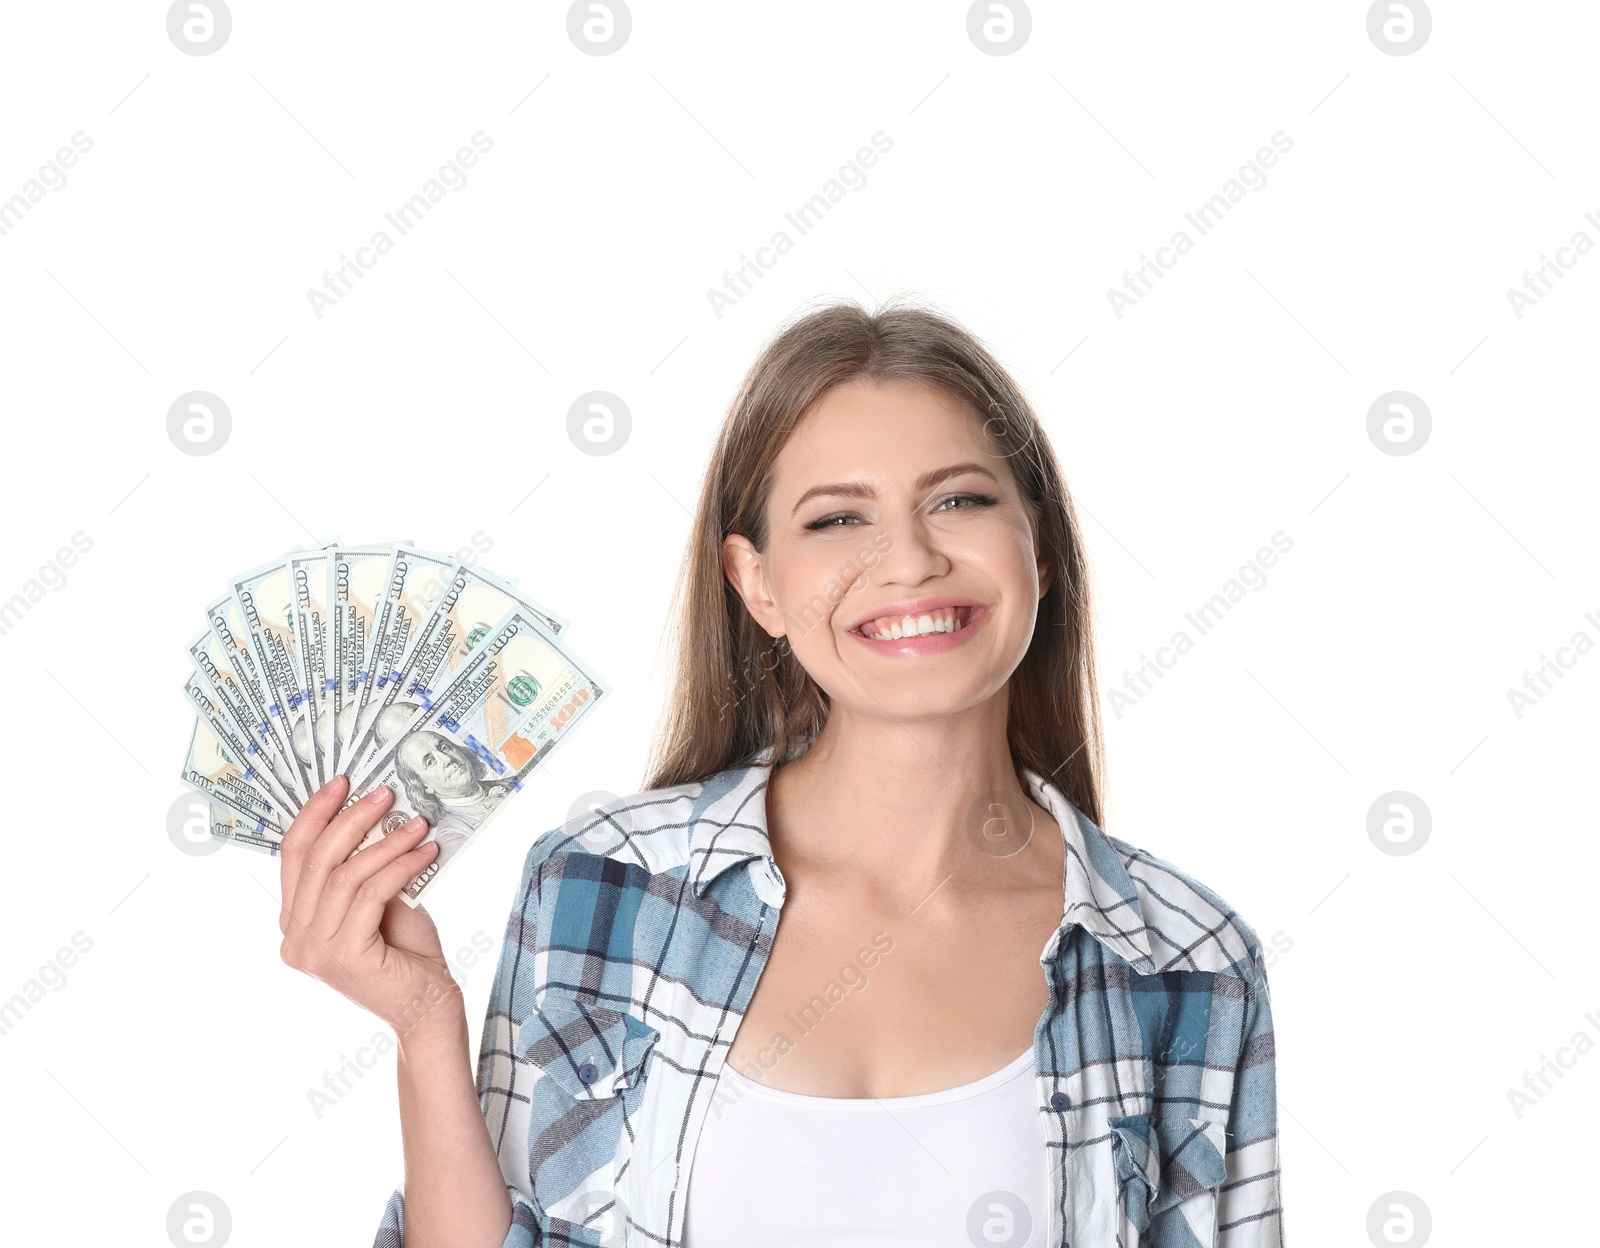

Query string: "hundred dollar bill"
[341, 559, 568, 790]
[339, 545, 456, 783]
[347, 606, 608, 906]
[181, 717, 288, 832]
[203, 592, 311, 804]
[186, 627, 303, 810]
[287, 549, 336, 784]
[182, 667, 301, 816]
[207, 803, 283, 856]
[230, 546, 333, 792]
[329, 543, 404, 785]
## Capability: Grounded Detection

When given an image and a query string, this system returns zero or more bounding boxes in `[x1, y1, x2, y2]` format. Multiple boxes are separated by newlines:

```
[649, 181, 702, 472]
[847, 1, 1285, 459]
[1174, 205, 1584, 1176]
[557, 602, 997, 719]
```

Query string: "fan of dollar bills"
[180, 541, 609, 906]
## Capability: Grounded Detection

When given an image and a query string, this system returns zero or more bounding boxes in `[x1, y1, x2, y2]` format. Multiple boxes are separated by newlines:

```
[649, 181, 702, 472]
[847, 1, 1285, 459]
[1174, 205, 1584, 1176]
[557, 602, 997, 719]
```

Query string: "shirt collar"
[686, 747, 1156, 974]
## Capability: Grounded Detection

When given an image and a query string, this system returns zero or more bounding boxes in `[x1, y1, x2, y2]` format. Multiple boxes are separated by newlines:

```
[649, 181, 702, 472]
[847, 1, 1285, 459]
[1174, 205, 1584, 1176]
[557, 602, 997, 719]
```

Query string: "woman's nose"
[868, 514, 947, 581]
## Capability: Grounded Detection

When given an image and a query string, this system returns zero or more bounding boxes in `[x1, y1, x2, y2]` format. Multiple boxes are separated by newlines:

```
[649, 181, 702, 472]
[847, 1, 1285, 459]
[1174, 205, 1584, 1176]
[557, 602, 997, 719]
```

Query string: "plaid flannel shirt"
[372, 747, 1284, 1247]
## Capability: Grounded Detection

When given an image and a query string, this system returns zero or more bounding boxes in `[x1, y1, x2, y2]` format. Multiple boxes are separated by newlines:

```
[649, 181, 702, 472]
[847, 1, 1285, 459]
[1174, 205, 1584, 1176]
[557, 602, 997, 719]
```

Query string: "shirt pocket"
[1107, 1113, 1230, 1248]
[519, 992, 662, 1246]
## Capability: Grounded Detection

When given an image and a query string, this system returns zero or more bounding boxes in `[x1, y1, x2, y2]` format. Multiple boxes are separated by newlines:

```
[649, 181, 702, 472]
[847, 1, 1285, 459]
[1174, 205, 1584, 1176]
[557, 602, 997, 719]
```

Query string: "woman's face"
[723, 377, 1053, 723]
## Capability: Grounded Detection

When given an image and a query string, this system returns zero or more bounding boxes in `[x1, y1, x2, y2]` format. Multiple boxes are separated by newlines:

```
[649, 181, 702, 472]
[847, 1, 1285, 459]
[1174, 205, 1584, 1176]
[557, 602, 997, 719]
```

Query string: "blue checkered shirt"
[372, 748, 1284, 1247]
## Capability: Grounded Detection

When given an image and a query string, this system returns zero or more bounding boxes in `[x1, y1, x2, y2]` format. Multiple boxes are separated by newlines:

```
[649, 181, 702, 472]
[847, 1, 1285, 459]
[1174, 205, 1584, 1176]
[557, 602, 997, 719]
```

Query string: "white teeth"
[862, 607, 967, 640]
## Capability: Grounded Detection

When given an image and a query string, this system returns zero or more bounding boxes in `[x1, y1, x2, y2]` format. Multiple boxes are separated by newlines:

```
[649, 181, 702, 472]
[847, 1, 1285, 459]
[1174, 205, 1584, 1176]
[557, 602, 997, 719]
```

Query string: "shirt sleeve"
[1216, 943, 1284, 1246]
[370, 843, 551, 1247]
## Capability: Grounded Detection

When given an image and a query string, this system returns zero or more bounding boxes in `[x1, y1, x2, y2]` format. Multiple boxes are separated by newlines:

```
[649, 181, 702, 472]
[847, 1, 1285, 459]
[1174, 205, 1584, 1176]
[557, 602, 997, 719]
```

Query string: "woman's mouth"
[848, 604, 989, 653]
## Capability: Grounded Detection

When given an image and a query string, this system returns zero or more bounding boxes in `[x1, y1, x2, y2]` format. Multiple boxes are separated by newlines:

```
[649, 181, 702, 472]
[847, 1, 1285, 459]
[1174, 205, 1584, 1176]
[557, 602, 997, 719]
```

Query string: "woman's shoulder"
[516, 761, 762, 895]
[1098, 826, 1267, 981]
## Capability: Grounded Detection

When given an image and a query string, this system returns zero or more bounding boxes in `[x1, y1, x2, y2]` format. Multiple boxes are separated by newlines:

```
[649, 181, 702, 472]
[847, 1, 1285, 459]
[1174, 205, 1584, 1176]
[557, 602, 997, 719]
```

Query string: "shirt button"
[577, 1061, 600, 1085]
[1050, 1091, 1070, 1111]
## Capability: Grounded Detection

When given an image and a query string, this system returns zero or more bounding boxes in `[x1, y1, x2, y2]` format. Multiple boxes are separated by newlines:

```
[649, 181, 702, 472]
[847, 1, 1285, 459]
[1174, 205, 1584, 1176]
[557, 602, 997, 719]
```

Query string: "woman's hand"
[277, 775, 458, 1037]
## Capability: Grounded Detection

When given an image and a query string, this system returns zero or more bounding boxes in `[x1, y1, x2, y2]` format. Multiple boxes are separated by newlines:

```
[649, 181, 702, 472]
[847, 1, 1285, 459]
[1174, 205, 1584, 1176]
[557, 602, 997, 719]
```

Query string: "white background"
[0, 2, 1594, 1245]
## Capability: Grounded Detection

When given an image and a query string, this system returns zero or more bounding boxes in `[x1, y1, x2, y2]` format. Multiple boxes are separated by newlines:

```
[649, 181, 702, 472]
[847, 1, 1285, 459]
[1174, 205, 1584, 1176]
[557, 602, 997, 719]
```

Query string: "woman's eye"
[936, 492, 998, 512]
[803, 493, 997, 531]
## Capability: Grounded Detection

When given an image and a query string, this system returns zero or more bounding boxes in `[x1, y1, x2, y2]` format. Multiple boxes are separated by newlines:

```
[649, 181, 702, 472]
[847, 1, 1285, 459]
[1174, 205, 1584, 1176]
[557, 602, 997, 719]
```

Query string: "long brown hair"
[641, 296, 1106, 825]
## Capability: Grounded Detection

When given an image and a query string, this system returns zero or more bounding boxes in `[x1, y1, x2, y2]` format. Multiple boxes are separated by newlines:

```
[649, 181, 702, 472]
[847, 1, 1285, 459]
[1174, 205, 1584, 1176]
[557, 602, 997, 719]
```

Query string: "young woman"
[278, 301, 1284, 1248]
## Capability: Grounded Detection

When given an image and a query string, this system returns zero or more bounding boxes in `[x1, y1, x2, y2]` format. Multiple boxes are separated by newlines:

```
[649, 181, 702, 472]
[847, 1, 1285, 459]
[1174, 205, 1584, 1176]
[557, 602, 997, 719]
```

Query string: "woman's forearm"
[395, 1001, 512, 1248]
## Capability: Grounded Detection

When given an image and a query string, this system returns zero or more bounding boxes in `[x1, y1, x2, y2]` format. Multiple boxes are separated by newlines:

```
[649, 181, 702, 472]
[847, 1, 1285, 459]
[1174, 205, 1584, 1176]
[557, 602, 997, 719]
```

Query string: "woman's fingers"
[311, 815, 433, 941]
[286, 783, 395, 940]
[279, 773, 349, 931]
[343, 835, 441, 952]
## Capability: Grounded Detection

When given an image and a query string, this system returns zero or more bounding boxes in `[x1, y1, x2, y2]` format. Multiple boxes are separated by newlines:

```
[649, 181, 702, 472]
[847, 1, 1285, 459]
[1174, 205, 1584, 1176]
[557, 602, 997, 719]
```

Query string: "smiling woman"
[348, 298, 1283, 1248]
[655, 305, 1100, 808]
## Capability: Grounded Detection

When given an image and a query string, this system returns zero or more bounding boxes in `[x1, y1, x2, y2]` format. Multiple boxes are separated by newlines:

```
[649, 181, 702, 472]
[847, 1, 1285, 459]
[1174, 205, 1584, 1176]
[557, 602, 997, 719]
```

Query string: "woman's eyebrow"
[790, 462, 998, 517]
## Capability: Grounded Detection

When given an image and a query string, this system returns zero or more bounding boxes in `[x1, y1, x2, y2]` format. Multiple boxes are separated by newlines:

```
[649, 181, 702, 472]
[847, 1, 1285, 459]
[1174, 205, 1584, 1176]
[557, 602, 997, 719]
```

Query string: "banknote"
[207, 803, 283, 856]
[340, 559, 569, 790]
[204, 591, 311, 804]
[287, 549, 336, 784]
[181, 666, 301, 816]
[231, 538, 343, 789]
[338, 546, 457, 783]
[181, 717, 288, 832]
[230, 546, 327, 792]
[186, 626, 304, 806]
[184, 545, 606, 896]
[328, 544, 398, 786]
[346, 605, 608, 905]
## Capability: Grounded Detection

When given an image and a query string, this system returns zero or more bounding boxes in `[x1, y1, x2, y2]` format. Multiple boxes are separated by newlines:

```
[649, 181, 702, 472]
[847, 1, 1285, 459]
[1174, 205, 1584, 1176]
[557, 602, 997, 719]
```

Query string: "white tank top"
[683, 1047, 1049, 1247]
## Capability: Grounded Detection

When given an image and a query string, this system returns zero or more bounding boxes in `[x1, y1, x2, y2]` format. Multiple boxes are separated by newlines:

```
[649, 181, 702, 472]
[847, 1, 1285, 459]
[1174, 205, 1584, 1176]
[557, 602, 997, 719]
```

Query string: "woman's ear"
[721, 534, 787, 639]
[1037, 553, 1055, 601]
